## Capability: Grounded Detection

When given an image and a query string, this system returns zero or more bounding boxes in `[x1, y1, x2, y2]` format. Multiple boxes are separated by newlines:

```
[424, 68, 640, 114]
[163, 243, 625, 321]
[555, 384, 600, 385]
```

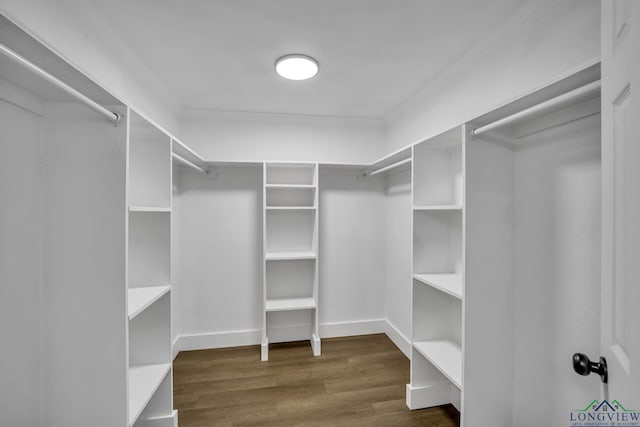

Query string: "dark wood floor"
[173, 333, 459, 426]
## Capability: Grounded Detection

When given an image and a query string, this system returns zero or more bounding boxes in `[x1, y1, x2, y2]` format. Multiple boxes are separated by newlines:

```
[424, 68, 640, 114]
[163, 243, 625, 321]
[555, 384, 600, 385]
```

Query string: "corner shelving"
[128, 363, 172, 426]
[262, 162, 320, 361]
[128, 286, 172, 320]
[126, 110, 175, 426]
[408, 125, 465, 412]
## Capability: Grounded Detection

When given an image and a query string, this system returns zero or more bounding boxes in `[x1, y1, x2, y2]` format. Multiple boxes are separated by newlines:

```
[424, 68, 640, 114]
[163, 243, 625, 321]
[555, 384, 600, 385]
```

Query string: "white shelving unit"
[262, 163, 321, 361]
[405, 66, 602, 425]
[126, 110, 176, 426]
[0, 19, 191, 425]
[408, 125, 466, 411]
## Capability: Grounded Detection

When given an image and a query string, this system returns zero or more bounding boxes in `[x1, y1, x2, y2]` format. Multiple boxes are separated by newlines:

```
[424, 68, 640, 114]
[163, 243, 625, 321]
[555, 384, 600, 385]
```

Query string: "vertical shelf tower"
[407, 125, 466, 410]
[127, 110, 176, 426]
[261, 163, 321, 361]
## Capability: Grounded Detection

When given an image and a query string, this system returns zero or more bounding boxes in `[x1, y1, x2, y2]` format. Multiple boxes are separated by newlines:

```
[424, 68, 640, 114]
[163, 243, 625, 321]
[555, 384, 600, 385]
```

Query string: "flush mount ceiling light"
[275, 54, 319, 81]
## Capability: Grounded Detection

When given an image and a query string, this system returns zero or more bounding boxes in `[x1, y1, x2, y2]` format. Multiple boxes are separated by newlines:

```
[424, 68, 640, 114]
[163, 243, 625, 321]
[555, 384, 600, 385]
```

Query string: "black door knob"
[573, 353, 608, 383]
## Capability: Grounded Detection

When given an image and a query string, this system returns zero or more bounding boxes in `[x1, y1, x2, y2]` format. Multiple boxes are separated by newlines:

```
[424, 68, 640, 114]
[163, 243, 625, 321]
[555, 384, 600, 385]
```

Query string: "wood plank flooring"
[173, 334, 460, 426]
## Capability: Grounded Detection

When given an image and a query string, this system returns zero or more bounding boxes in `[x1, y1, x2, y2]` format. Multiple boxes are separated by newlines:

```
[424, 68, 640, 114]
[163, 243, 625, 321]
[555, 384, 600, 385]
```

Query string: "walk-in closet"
[1, 1, 639, 426]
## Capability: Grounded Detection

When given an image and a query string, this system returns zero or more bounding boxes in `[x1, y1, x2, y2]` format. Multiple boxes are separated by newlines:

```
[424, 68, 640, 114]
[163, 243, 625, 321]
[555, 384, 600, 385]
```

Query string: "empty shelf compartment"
[128, 363, 171, 426]
[265, 251, 317, 261]
[128, 286, 171, 320]
[413, 340, 462, 389]
[413, 274, 462, 299]
[265, 297, 316, 312]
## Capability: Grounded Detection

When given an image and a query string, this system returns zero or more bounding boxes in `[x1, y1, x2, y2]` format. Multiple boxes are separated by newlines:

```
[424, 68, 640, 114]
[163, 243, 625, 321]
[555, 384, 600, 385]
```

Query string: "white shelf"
[266, 206, 316, 210]
[129, 206, 171, 213]
[128, 363, 171, 426]
[413, 274, 463, 300]
[265, 297, 316, 312]
[265, 251, 317, 261]
[413, 204, 463, 211]
[413, 340, 462, 389]
[128, 286, 171, 320]
[266, 184, 316, 189]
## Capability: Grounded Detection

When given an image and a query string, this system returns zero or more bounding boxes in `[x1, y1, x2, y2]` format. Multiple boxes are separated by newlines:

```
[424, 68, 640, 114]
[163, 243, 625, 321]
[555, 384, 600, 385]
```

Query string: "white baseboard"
[173, 319, 389, 354]
[172, 318, 411, 359]
[320, 318, 386, 338]
[176, 328, 261, 353]
[406, 383, 452, 410]
[384, 319, 412, 359]
[171, 336, 180, 360]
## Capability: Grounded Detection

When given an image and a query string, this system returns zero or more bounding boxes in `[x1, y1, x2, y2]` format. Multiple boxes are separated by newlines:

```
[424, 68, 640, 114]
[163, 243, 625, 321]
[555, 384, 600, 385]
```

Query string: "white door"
[600, 0, 640, 409]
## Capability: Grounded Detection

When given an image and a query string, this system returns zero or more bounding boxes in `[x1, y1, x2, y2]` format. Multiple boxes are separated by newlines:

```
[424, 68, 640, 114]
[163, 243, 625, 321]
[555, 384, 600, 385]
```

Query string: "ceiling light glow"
[275, 54, 319, 80]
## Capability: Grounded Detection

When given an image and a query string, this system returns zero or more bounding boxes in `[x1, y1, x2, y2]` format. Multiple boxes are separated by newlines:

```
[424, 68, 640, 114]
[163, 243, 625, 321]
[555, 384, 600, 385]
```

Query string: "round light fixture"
[275, 54, 319, 81]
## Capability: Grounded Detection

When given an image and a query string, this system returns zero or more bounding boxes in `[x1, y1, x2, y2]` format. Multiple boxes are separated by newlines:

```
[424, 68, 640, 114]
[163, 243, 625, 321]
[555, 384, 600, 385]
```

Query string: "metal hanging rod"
[172, 152, 207, 174]
[172, 138, 206, 163]
[368, 157, 412, 176]
[472, 80, 601, 137]
[0, 42, 121, 123]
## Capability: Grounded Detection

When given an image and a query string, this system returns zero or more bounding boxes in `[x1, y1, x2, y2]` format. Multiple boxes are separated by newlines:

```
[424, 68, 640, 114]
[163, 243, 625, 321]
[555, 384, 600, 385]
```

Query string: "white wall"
[173, 165, 263, 348]
[383, 167, 412, 354]
[173, 165, 389, 350]
[0, 84, 43, 427]
[386, 0, 600, 151]
[512, 115, 601, 425]
[0, 0, 182, 136]
[180, 110, 386, 164]
[319, 169, 386, 332]
[42, 103, 127, 427]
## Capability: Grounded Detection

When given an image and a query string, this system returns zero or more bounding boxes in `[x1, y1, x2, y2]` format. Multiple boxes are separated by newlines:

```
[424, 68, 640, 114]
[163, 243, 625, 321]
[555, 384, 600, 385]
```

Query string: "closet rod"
[368, 157, 411, 176]
[173, 138, 206, 163]
[172, 152, 207, 174]
[0, 43, 121, 123]
[472, 80, 601, 136]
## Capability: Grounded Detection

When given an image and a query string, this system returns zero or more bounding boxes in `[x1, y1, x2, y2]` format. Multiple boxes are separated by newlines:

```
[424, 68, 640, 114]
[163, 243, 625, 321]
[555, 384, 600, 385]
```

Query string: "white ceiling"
[87, 0, 526, 119]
